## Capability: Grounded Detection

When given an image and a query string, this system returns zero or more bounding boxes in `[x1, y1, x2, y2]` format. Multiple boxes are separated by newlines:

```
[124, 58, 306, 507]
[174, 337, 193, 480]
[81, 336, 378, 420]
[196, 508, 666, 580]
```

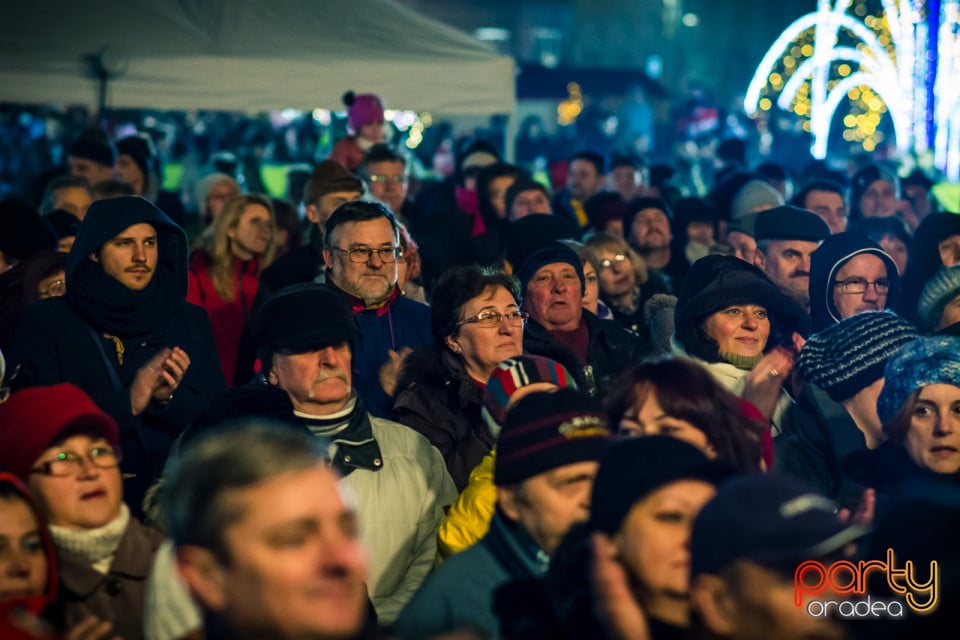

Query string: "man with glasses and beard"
[320, 201, 433, 417]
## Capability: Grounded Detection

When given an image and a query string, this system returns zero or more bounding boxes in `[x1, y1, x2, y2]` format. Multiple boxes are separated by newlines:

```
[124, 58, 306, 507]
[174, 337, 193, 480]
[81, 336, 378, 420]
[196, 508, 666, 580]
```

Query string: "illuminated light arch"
[745, 0, 960, 180]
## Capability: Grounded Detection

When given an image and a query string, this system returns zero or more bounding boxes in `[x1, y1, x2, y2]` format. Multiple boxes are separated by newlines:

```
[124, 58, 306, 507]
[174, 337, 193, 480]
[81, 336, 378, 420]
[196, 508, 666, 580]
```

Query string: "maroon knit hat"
[343, 91, 385, 132]
[495, 388, 611, 486]
[0, 384, 119, 480]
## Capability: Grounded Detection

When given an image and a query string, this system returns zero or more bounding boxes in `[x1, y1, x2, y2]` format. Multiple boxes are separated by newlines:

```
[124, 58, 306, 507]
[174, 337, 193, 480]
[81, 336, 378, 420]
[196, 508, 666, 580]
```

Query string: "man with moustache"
[248, 284, 457, 624]
[752, 205, 831, 312]
[10, 196, 225, 510]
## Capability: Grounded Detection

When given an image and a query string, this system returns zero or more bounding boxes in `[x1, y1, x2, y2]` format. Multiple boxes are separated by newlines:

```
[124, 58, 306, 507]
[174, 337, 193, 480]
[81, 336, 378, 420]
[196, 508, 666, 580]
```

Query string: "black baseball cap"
[691, 473, 869, 577]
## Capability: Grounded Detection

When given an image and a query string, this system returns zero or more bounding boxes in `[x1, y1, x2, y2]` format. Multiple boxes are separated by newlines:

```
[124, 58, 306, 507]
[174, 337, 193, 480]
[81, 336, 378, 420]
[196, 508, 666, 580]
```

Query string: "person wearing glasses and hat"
[0, 383, 164, 640]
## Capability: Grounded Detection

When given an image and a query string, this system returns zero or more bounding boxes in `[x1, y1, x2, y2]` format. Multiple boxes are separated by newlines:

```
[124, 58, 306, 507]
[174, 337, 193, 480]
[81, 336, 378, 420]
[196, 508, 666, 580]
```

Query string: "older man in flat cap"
[753, 205, 831, 311]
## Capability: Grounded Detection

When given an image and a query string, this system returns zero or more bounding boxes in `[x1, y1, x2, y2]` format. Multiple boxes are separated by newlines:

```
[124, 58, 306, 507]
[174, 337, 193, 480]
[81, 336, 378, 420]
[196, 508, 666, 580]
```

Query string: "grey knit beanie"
[918, 265, 960, 332]
[797, 311, 919, 402]
[731, 179, 784, 220]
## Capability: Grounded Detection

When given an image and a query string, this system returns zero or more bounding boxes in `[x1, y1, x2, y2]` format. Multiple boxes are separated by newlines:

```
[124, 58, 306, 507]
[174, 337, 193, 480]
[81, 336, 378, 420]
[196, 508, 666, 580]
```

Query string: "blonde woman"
[584, 232, 671, 338]
[187, 194, 277, 383]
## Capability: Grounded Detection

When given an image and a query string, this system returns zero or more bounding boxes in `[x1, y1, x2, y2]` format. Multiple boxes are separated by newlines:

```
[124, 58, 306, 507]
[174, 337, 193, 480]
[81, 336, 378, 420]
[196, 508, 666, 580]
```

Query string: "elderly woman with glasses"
[583, 232, 671, 339]
[0, 383, 163, 640]
[392, 265, 526, 490]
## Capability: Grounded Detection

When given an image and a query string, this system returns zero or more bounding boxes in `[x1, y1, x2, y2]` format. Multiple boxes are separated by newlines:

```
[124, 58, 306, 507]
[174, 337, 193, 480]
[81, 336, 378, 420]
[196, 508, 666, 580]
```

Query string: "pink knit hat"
[343, 91, 384, 132]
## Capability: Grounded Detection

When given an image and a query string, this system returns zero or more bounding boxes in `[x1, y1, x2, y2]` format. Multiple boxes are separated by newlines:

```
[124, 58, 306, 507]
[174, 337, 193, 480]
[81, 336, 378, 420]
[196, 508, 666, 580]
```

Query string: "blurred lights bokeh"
[745, 0, 960, 180]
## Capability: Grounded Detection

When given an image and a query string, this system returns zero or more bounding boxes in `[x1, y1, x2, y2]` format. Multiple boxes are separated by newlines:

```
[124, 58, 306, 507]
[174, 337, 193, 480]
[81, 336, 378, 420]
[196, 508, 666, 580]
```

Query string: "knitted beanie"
[731, 179, 784, 220]
[68, 133, 116, 167]
[308, 160, 363, 198]
[0, 384, 119, 480]
[116, 133, 159, 181]
[877, 336, 960, 425]
[797, 311, 919, 403]
[515, 241, 586, 296]
[589, 436, 733, 535]
[495, 388, 611, 486]
[0, 199, 58, 261]
[343, 91, 384, 132]
[482, 355, 579, 428]
[918, 265, 960, 332]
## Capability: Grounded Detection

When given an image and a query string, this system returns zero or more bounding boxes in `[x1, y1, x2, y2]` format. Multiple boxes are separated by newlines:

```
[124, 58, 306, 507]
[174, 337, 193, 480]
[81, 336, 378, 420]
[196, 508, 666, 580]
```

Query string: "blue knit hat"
[918, 265, 960, 332]
[797, 311, 918, 402]
[877, 336, 960, 424]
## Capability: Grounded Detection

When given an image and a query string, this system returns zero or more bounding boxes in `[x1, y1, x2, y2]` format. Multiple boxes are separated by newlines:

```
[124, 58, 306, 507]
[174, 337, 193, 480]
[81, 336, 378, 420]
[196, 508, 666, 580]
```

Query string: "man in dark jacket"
[395, 389, 611, 639]
[321, 201, 433, 417]
[10, 196, 225, 507]
[516, 241, 649, 397]
[779, 310, 918, 510]
[808, 232, 901, 332]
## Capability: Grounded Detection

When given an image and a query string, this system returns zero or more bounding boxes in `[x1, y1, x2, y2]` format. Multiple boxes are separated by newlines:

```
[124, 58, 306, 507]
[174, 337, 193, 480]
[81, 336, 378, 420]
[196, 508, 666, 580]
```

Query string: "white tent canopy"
[0, 0, 515, 115]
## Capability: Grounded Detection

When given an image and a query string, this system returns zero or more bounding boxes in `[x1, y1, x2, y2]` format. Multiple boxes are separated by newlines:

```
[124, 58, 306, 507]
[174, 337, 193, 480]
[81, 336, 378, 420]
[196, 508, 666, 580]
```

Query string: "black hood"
[674, 255, 807, 362]
[65, 196, 188, 335]
[808, 232, 901, 332]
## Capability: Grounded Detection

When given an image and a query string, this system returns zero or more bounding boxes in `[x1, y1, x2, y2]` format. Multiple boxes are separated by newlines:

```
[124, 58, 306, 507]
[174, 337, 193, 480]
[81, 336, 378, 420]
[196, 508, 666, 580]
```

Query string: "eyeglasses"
[834, 278, 890, 295]
[368, 174, 407, 184]
[599, 254, 628, 269]
[38, 279, 66, 299]
[457, 310, 529, 328]
[30, 446, 121, 477]
[330, 246, 401, 264]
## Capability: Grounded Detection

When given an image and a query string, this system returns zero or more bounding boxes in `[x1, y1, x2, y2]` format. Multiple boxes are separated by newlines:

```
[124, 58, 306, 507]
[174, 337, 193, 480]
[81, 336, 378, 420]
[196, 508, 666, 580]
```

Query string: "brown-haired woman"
[605, 358, 768, 471]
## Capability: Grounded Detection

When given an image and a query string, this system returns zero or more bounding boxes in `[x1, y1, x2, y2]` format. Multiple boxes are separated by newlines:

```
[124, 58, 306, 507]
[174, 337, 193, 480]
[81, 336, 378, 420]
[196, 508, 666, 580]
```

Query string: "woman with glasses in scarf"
[392, 265, 526, 490]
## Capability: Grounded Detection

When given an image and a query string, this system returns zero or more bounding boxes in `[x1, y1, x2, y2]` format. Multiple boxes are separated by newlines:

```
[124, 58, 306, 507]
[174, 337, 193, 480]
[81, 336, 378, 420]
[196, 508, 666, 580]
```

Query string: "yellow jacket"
[437, 449, 497, 559]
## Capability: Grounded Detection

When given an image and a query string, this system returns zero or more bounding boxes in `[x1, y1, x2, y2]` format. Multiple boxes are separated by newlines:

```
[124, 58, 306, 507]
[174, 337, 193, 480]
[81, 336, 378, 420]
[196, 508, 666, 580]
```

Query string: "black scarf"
[64, 196, 188, 337]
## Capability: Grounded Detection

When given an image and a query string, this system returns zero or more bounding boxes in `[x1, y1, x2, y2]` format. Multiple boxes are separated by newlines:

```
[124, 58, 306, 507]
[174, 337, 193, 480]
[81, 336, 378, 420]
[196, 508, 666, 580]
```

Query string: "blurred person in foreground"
[167, 422, 378, 640]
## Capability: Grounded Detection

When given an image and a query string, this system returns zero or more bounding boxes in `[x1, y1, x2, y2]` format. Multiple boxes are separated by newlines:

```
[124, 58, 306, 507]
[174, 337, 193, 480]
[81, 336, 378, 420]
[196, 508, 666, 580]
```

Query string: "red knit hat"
[0, 384, 119, 480]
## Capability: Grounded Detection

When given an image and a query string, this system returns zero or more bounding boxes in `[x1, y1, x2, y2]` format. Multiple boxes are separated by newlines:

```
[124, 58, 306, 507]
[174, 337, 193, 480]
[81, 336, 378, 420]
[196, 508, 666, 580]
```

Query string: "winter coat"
[392, 347, 494, 491]
[603, 269, 672, 347]
[773, 383, 869, 510]
[395, 512, 549, 639]
[186, 251, 261, 384]
[809, 233, 901, 332]
[329, 136, 366, 172]
[178, 390, 457, 626]
[670, 337, 794, 437]
[45, 518, 164, 640]
[437, 451, 496, 559]
[10, 198, 226, 508]
[523, 311, 649, 399]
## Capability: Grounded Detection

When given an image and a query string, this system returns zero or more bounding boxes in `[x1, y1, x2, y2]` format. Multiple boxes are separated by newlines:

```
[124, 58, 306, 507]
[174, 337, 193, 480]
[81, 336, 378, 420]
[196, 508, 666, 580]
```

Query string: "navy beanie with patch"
[495, 388, 611, 486]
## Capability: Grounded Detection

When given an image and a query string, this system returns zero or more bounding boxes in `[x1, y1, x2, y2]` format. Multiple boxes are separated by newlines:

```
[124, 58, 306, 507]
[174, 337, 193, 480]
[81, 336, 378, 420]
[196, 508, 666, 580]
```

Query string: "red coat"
[329, 136, 365, 172]
[187, 252, 260, 384]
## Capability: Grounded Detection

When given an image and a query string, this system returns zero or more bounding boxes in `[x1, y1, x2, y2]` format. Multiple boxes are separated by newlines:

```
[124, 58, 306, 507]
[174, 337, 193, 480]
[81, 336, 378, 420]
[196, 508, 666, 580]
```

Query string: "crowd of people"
[1, 89, 960, 640]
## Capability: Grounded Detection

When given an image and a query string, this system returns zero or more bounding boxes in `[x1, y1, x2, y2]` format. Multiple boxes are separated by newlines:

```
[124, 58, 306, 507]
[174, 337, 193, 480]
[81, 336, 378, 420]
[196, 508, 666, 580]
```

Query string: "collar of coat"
[295, 393, 384, 477]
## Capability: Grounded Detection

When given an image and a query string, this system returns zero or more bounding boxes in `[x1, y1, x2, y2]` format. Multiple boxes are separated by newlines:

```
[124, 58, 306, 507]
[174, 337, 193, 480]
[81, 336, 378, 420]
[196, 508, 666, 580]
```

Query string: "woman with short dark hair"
[392, 265, 525, 489]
